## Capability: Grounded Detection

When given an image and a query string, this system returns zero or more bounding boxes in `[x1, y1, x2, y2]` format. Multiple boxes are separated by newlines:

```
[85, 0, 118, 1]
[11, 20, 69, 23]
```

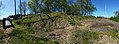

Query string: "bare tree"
[21, 1, 27, 15]
[0, 1, 4, 9]
[20, 0, 22, 18]
[14, 0, 16, 15]
[0, 1, 4, 17]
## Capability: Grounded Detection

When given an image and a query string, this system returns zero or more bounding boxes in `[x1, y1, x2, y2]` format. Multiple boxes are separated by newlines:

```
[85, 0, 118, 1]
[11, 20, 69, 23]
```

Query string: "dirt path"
[2, 27, 13, 44]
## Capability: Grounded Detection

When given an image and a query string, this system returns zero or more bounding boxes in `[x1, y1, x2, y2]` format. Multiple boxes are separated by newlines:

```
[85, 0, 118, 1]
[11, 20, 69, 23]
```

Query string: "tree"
[28, 0, 54, 22]
[0, 1, 2, 8]
[20, 0, 22, 18]
[77, 0, 96, 15]
[27, 0, 96, 16]
[66, 0, 96, 16]
[55, 0, 69, 12]
[0, 1, 4, 9]
[28, 0, 39, 14]
[40, 0, 54, 21]
[40, 0, 69, 13]
[40, 0, 54, 13]
[0, 1, 4, 17]
[114, 10, 119, 17]
[21, 1, 27, 15]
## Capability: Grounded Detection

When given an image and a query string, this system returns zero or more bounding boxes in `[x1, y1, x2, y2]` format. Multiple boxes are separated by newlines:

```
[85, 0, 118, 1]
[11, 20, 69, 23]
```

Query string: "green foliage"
[110, 17, 119, 22]
[9, 29, 24, 36]
[27, 0, 96, 16]
[28, 0, 39, 14]
[15, 15, 41, 24]
[0, 24, 2, 28]
[114, 10, 119, 17]
[111, 10, 119, 22]
[71, 30, 99, 44]
[67, 0, 96, 15]
[24, 26, 35, 34]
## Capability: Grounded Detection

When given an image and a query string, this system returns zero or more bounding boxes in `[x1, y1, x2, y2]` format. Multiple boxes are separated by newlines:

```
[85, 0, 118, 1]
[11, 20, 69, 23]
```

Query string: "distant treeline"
[18, 0, 96, 16]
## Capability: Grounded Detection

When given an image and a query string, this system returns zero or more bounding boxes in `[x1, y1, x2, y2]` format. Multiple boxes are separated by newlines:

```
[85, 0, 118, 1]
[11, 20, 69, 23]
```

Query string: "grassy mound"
[0, 12, 119, 44]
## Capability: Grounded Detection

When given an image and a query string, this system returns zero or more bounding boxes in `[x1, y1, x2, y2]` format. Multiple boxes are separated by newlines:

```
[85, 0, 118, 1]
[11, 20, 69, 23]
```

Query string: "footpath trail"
[0, 27, 13, 44]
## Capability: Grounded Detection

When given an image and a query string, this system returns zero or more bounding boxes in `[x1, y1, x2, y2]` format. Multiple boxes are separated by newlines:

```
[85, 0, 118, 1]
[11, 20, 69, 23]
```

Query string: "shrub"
[110, 17, 119, 22]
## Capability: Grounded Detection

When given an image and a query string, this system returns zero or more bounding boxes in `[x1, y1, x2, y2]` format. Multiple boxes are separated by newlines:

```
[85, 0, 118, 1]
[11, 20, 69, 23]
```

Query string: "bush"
[110, 17, 119, 22]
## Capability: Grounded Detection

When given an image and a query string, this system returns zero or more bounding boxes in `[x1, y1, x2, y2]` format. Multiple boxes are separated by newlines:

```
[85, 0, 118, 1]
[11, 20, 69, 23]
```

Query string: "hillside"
[0, 12, 119, 44]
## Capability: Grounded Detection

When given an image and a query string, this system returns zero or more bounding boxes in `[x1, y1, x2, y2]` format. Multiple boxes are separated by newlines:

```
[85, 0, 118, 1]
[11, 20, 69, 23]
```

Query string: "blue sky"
[0, 0, 28, 19]
[0, 0, 119, 19]
[92, 0, 119, 17]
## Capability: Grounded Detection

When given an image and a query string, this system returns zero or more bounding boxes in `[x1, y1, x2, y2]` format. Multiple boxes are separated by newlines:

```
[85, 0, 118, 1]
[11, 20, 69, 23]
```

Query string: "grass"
[99, 28, 119, 39]
[9, 12, 69, 44]
[108, 29, 119, 39]
[9, 27, 60, 44]
[18, 12, 67, 32]
[0, 12, 103, 44]
[68, 16, 76, 26]
[10, 13, 63, 44]
[67, 15, 96, 26]
[71, 29, 99, 44]
[13, 12, 98, 43]
[15, 12, 96, 26]
[15, 12, 62, 25]
[0, 23, 2, 29]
